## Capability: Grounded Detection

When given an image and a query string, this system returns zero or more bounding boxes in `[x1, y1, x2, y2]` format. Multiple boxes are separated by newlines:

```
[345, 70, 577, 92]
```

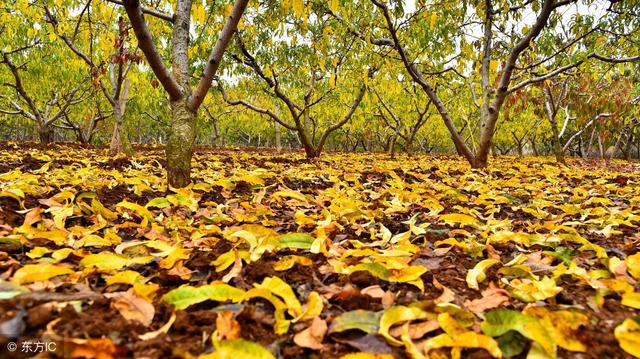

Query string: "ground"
[0, 142, 639, 359]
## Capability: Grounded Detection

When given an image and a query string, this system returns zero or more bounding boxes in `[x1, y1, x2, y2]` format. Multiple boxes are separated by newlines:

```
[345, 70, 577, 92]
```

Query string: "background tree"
[43, 2, 143, 155]
[368, 0, 640, 168]
[219, 1, 378, 158]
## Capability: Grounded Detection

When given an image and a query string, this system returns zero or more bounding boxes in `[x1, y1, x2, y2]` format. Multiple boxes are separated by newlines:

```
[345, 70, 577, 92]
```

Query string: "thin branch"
[189, 0, 250, 111]
[218, 82, 296, 131]
[106, 0, 174, 22]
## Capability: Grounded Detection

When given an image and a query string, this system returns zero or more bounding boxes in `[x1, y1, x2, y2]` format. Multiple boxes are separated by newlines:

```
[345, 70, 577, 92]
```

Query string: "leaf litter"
[0, 142, 639, 358]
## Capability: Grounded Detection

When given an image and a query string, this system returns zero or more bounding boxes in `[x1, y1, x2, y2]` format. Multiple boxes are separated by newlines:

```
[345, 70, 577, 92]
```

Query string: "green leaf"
[496, 330, 528, 357]
[481, 309, 556, 357]
[276, 232, 315, 250]
[330, 310, 383, 334]
[0, 236, 23, 249]
[146, 197, 171, 209]
[162, 284, 246, 310]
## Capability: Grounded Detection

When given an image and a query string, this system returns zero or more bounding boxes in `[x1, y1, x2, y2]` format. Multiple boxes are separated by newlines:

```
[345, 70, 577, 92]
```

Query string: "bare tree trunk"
[110, 79, 134, 155]
[212, 121, 219, 146]
[389, 127, 399, 158]
[597, 132, 604, 158]
[623, 132, 634, 161]
[405, 132, 416, 156]
[274, 122, 281, 151]
[300, 132, 318, 158]
[166, 99, 197, 188]
[38, 122, 54, 144]
[543, 87, 565, 164]
[123, 0, 249, 187]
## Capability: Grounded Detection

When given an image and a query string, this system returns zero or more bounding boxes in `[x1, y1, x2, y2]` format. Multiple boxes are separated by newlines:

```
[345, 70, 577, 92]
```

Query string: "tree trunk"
[597, 132, 604, 158]
[301, 141, 318, 158]
[167, 99, 197, 188]
[275, 121, 281, 152]
[623, 132, 633, 161]
[38, 122, 54, 143]
[550, 120, 565, 164]
[404, 133, 415, 156]
[543, 87, 565, 164]
[109, 79, 134, 156]
[212, 120, 219, 146]
[530, 137, 539, 156]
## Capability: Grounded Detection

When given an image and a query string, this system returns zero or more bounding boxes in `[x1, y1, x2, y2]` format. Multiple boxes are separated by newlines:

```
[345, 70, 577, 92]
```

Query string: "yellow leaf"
[378, 305, 431, 346]
[292, 0, 304, 17]
[159, 246, 191, 269]
[626, 253, 640, 280]
[294, 291, 324, 322]
[330, 0, 339, 13]
[622, 292, 640, 309]
[439, 213, 478, 226]
[255, 276, 302, 317]
[116, 201, 154, 221]
[273, 255, 313, 271]
[615, 317, 640, 358]
[271, 190, 308, 202]
[201, 339, 275, 359]
[506, 276, 563, 302]
[340, 354, 395, 359]
[12, 264, 73, 284]
[163, 284, 245, 310]
[26, 246, 50, 259]
[466, 259, 500, 290]
[80, 253, 154, 271]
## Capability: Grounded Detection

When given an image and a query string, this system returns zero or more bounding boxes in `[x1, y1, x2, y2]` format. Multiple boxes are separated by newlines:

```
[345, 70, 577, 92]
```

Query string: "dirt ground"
[0, 142, 639, 358]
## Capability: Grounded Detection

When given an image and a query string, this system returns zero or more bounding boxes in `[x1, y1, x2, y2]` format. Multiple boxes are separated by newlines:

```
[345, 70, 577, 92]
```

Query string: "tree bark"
[38, 123, 54, 143]
[109, 79, 134, 156]
[275, 121, 281, 151]
[543, 86, 565, 164]
[166, 99, 197, 188]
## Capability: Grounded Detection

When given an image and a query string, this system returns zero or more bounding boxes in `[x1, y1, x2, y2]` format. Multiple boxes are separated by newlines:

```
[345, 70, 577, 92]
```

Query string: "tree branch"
[122, 0, 182, 100]
[189, 0, 250, 111]
[218, 82, 296, 131]
[107, 0, 174, 22]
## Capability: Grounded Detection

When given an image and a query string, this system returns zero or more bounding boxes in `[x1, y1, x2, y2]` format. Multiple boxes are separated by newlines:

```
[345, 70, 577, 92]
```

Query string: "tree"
[372, 83, 432, 156]
[113, 0, 249, 187]
[369, 0, 640, 168]
[0, 45, 87, 143]
[44, 3, 141, 155]
[218, 2, 377, 158]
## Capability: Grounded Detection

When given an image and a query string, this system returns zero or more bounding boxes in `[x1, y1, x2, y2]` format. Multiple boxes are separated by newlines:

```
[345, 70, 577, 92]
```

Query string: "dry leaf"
[216, 310, 241, 340]
[105, 290, 155, 326]
[293, 316, 327, 350]
[389, 319, 440, 339]
[464, 288, 510, 313]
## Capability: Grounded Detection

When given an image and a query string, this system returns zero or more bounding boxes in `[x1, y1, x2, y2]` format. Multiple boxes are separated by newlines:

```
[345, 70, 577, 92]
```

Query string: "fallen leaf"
[330, 310, 383, 334]
[216, 310, 241, 340]
[464, 288, 510, 313]
[294, 316, 327, 350]
[105, 290, 155, 326]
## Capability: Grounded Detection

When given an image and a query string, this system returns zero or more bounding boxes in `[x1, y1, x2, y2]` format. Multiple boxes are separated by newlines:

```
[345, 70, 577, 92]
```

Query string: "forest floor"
[0, 141, 639, 359]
